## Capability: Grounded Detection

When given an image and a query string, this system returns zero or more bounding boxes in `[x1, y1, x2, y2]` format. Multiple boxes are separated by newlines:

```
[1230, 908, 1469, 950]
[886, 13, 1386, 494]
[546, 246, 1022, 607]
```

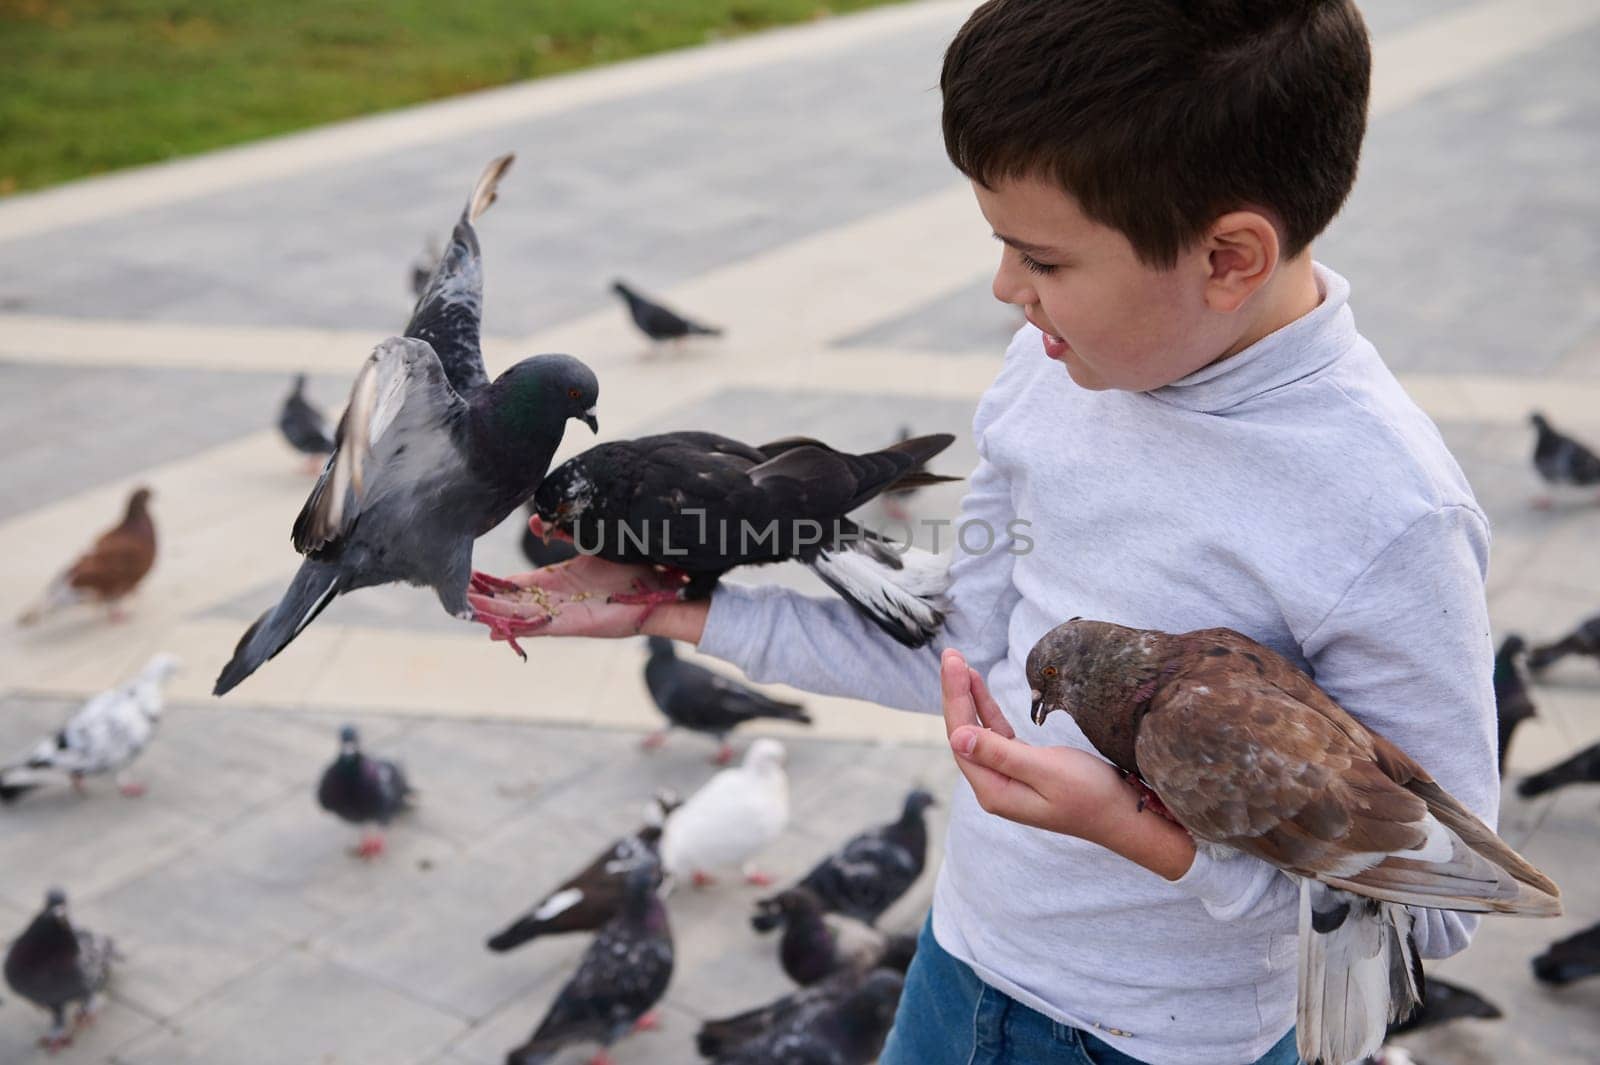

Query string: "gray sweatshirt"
[698, 264, 1497, 1065]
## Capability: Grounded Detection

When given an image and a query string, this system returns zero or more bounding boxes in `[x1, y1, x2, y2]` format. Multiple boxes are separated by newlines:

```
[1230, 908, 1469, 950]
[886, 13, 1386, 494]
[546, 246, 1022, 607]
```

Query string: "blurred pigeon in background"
[0, 653, 181, 802]
[1517, 739, 1600, 798]
[487, 792, 680, 951]
[317, 725, 412, 859]
[642, 636, 811, 764]
[756, 787, 934, 928]
[212, 154, 601, 694]
[697, 970, 860, 1059]
[710, 967, 904, 1065]
[17, 486, 156, 627]
[750, 887, 916, 987]
[505, 855, 673, 1065]
[408, 233, 442, 301]
[1530, 411, 1600, 506]
[1532, 919, 1600, 985]
[661, 738, 789, 888]
[1387, 974, 1501, 1035]
[1527, 612, 1600, 672]
[527, 431, 958, 647]
[1492, 635, 1536, 774]
[611, 279, 721, 344]
[1027, 619, 1563, 1065]
[277, 373, 336, 473]
[3, 888, 116, 1052]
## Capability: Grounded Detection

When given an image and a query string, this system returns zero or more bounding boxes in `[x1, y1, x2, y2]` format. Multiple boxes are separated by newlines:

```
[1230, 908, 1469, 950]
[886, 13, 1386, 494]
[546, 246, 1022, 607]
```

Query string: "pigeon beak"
[1029, 689, 1051, 727]
[581, 408, 599, 434]
[527, 512, 552, 545]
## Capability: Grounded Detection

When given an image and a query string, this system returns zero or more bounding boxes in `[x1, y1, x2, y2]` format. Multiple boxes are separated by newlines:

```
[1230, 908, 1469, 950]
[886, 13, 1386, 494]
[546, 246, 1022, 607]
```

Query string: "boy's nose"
[991, 251, 1035, 307]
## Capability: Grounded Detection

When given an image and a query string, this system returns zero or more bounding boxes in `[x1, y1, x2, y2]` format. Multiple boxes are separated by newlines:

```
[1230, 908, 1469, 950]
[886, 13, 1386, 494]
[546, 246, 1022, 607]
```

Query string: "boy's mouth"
[1025, 312, 1070, 360]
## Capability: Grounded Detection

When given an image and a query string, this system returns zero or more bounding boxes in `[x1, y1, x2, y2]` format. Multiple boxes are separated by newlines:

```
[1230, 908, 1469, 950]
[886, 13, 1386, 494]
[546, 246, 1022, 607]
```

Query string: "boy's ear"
[1202, 210, 1280, 314]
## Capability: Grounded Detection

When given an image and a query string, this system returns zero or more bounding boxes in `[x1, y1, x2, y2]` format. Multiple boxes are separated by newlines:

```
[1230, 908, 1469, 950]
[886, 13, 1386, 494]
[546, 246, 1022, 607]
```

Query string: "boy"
[474, 2, 1498, 1062]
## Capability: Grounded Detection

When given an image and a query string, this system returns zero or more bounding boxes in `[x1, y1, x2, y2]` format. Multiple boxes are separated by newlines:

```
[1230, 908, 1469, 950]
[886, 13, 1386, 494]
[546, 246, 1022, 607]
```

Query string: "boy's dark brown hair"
[942, 0, 1370, 267]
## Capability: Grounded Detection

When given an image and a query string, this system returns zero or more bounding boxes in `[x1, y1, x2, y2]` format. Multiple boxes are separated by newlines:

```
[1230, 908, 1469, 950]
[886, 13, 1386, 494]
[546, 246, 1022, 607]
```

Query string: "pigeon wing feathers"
[292, 337, 465, 554]
[1139, 651, 1559, 915]
[402, 153, 512, 397]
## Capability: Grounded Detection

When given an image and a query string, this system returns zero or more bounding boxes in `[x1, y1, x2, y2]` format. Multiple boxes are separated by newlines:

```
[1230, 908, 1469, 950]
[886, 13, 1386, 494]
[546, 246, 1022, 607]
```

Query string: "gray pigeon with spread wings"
[3, 889, 117, 1052]
[0, 653, 181, 802]
[1027, 619, 1561, 1065]
[214, 155, 599, 695]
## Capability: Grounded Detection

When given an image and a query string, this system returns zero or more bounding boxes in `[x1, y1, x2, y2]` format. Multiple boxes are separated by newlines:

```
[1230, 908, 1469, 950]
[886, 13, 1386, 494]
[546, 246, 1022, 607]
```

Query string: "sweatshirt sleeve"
[1173, 504, 1499, 958]
[697, 352, 1027, 714]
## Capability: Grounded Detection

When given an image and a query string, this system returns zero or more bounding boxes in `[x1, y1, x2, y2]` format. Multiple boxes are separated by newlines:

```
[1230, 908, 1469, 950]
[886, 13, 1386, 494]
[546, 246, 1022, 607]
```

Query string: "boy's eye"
[1019, 252, 1057, 277]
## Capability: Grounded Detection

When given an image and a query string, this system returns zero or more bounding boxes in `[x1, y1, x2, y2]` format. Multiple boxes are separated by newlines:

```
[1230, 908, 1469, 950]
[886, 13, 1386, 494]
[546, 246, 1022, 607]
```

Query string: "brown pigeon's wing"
[1139, 666, 1559, 915]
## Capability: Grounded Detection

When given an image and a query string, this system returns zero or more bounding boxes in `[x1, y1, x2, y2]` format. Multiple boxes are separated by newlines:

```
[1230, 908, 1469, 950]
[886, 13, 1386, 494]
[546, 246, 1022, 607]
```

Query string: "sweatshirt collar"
[1148, 262, 1356, 413]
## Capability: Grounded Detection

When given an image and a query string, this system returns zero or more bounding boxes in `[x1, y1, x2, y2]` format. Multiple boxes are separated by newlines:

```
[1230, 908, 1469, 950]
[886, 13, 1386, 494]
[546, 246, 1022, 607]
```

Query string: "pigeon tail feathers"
[213, 560, 343, 696]
[1297, 882, 1422, 1065]
[808, 541, 949, 648]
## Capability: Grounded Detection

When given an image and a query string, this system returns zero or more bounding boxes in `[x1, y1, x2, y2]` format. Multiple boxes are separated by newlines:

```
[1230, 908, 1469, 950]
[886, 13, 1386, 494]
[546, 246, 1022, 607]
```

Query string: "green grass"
[0, 0, 910, 195]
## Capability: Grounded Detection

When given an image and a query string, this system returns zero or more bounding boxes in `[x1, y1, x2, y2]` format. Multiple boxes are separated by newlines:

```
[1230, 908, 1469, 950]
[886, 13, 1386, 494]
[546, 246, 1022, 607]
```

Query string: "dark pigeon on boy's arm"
[1492, 635, 1536, 773]
[505, 859, 673, 1065]
[3, 889, 115, 1052]
[529, 430, 958, 647]
[760, 788, 934, 927]
[1517, 739, 1600, 798]
[1028, 619, 1562, 1065]
[642, 636, 810, 763]
[1527, 613, 1600, 672]
[611, 280, 721, 342]
[1532, 919, 1600, 986]
[712, 969, 904, 1065]
[278, 374, 335, 461]
[1530, 412, 1600, 488]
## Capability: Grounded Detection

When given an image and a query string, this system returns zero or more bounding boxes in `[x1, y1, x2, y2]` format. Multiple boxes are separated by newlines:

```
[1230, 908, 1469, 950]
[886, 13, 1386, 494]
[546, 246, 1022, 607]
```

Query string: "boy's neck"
[1216, 253, 1322, 363]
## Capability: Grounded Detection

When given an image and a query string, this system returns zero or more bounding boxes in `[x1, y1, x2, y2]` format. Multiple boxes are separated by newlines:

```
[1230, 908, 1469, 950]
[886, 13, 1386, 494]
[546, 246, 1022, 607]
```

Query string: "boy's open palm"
[467, 555, 690, 642]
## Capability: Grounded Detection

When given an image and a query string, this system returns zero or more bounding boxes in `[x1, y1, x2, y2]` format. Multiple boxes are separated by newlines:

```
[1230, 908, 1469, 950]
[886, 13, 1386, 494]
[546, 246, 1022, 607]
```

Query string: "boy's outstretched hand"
[467, 555, 710, 646]
[940, 648, 1197, 881]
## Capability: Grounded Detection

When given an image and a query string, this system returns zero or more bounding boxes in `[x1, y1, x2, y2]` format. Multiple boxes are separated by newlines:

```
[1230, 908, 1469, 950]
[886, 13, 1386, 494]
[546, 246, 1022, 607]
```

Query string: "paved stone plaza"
[2, 1, 1600, 1062]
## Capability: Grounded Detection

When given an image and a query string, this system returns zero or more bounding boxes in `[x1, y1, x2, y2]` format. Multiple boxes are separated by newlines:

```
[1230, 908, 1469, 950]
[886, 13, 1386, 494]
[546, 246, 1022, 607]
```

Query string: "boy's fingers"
[949, 727, 1051, 823]
[952, 725, 1057, 794]
[967, 667, 1015, 739]
[940, 650, 981, 736]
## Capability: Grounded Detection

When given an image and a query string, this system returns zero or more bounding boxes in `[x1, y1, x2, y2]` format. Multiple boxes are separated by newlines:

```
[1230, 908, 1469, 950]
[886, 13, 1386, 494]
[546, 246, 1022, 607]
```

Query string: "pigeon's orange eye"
[1043, 666, 1057, 678]
[568, 387, 582, 400]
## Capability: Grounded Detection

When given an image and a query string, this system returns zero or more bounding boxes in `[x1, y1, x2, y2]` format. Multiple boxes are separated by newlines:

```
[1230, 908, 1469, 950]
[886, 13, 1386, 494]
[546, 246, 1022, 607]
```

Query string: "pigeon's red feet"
[691, 870, 717, 888]
[469, 570, 523, 595]
[641, 731, 669, 751]
[1531, 495, 1555, 510]
[883, 498, 911, 524]
[353, 832, 387, 860]
[302, 454, 326, 475]
[1126, 773, 1179, 825]
[107, 605, 130, 624]
[70, 775, 88, 797]
[712, 743, 734, 766]
[632, 1011, 662, 1032]
[38, 1032, 72, 1053]
[608, 581, 686, 608]
[118, 780, 147, 798]
[743, 869, 776, 887]
[586, 1052, 616, 1065]
[471, 606, 552, 662]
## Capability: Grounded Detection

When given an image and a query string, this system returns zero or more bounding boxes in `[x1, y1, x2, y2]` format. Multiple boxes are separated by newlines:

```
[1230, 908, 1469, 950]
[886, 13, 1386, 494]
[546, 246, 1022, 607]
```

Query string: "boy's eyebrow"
[992, 231, 1061, 256]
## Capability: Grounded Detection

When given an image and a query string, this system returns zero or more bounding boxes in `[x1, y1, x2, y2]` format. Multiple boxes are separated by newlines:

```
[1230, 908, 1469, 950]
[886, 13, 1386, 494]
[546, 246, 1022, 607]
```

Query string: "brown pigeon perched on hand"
[1026, 619, 1562, 1065]
[18, 487, 156, 626]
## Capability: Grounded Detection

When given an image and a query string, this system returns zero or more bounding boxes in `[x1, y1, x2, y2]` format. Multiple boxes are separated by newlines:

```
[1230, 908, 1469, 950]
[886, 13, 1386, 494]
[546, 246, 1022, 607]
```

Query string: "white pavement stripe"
[1371, 0, 1600, 115]
[0, 1, 982, 244]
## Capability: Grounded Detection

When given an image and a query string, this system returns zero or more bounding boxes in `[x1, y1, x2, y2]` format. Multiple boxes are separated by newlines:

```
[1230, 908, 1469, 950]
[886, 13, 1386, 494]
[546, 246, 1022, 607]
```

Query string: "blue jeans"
[880, 916, 1302, 1065]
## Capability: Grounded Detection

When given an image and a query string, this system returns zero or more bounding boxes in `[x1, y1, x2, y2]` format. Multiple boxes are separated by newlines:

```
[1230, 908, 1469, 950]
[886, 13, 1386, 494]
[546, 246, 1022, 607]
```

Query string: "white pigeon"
[660, 737, 789, 888]
[0, 653, 181, 801]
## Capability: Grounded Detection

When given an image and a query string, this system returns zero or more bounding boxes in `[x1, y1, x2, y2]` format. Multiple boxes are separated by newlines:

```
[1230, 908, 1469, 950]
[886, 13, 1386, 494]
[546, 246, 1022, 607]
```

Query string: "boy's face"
[973, 176, 1237, 392]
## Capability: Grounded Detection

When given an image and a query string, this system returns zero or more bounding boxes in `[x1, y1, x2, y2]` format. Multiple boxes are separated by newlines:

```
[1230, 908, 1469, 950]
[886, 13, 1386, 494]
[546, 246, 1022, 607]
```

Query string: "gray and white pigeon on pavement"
[317, 725, 413, 859]
[660, 738, 789, 888]
[611, 279, 722, 344]
[709, 967, 905, 1065]
[277, 373, 335, 472]
[0, 653, 181, 802]
[756, 787, 934, 928]
[505, 855, 673, 1065]
[213, 154, 601, 695]
[643, 636, 811, 764]
[487, 792, 680, 951]
[3, 888, 117, 1053]
[1530, 411, 1600, 506]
